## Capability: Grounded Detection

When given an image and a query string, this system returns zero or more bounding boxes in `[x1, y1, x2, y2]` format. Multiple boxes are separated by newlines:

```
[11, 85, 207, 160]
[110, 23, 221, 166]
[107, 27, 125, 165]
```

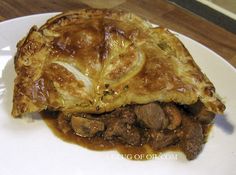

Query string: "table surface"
[0, 0, 236, 68]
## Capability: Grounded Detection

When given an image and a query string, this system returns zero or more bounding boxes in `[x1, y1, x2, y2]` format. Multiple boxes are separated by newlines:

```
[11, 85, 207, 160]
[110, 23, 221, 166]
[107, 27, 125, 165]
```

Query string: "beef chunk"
[149, 130, 179, 150]
[188, 101, 215, 124]
[104, 119, 141, 146]
[162, 103, 182, 130]
[134, 103, 169, 130]
[108, 107, 136, 124]
[103, 107, 140, 146]
[180, 116, 204, 160]
[196, 109, 215, 124]
[71, 114, 105, 137]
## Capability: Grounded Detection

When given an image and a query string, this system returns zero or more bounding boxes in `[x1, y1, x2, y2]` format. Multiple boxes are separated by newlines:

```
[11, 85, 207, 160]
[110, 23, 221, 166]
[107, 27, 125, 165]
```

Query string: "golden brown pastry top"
[12, 9, 225, 117]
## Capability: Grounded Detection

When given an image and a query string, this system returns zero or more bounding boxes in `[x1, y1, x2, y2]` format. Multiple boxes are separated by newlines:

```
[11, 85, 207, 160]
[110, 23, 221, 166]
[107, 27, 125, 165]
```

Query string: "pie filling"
[42, 101, 214, 160]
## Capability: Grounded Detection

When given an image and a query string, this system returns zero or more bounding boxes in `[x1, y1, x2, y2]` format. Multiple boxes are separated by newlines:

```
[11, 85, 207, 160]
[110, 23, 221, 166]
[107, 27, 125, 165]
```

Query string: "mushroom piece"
[71, 115, 105, 137]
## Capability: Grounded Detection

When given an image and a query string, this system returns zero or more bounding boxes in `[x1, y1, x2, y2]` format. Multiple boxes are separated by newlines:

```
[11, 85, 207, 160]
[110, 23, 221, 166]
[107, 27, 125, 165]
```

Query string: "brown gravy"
[41, 111, 212, 160]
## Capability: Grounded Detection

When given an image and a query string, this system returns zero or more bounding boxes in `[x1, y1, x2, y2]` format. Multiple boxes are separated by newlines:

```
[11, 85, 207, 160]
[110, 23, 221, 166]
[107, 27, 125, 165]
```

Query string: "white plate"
[0, 13, 236, 175]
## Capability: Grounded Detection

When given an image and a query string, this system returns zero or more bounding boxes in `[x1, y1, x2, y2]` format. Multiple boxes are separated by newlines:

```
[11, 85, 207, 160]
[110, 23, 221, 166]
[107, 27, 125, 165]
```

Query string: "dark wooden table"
[0, 0, 236, 67]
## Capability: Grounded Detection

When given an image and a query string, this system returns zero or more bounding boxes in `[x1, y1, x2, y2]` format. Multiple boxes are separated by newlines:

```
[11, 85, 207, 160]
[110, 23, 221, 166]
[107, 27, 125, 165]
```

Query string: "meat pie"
[12, 9, 225, 160]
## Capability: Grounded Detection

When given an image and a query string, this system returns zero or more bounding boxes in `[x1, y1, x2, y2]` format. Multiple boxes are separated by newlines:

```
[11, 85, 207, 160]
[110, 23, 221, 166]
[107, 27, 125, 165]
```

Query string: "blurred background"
[169, 0, 236, 34]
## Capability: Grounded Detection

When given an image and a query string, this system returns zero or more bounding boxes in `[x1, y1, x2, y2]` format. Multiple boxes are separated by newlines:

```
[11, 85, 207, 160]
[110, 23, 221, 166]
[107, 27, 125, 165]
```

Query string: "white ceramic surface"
[0, 13, 236, 175]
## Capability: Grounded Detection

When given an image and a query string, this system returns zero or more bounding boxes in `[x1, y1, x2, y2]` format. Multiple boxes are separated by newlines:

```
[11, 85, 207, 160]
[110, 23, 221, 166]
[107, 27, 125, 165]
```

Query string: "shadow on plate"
[215, 114, 234, 134]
